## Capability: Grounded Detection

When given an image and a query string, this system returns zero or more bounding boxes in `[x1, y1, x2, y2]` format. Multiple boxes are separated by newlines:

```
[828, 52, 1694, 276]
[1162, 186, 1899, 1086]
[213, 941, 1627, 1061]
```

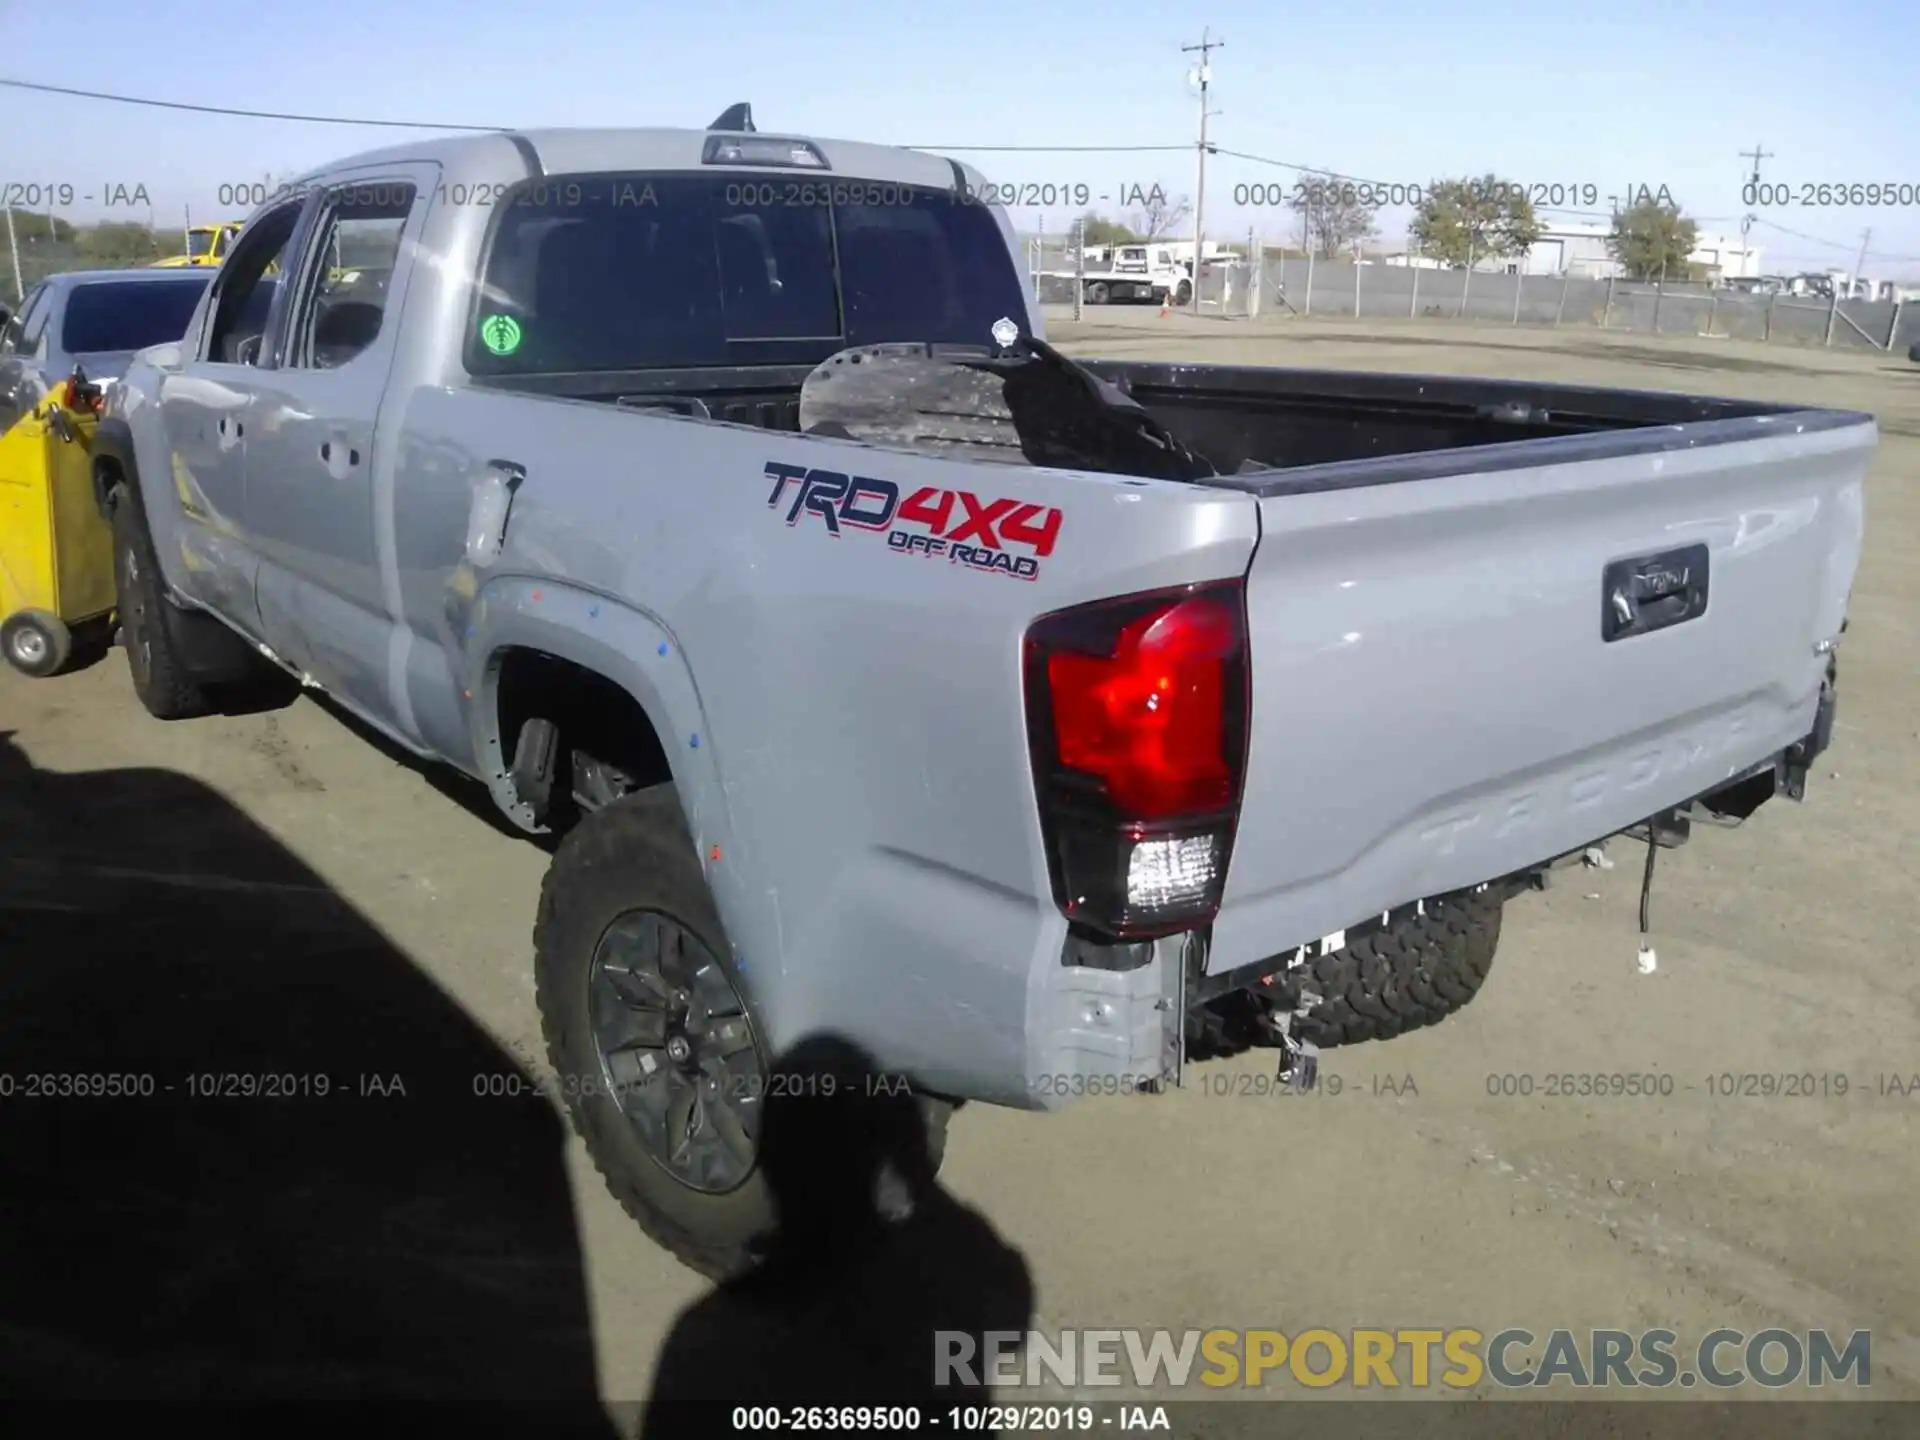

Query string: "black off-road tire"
[1279, 888, 1504, 1048]
[110, 485, 216, 720]
[1187, 887, 1505, 1057]
[534, 786, 949, 1281]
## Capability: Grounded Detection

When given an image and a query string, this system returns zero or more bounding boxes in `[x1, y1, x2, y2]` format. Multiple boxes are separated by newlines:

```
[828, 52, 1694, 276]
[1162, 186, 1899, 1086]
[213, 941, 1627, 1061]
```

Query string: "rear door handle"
[216, 415, 244, 446]
[319, 439, 362, 471]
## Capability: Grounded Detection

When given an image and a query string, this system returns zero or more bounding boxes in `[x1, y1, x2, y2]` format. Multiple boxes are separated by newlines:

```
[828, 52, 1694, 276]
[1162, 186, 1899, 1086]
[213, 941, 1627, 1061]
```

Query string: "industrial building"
[1517, 220, 1762, 281]
[1381, 221, 1763, 282]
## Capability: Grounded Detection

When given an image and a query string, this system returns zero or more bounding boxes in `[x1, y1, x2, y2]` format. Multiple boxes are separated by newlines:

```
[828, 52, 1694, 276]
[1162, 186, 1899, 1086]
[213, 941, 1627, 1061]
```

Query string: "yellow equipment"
[150, 221, 245, 268]
[0, 376, 113, 676]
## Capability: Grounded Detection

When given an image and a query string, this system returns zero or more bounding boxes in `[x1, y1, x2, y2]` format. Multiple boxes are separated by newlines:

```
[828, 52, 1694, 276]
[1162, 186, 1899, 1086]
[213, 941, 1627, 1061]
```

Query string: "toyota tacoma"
[92, 106, 1866, 1277]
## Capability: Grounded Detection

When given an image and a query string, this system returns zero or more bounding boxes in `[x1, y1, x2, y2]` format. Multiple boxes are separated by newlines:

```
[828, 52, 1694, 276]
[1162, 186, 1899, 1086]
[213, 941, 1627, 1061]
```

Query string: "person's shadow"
[0, 731, 615, 1437]
[638, 1034, 1035, 1438]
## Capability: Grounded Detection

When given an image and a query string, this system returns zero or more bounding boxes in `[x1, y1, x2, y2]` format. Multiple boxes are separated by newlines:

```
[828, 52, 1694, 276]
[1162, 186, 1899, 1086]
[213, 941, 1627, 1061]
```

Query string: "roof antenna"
[709, 103, 755, 133]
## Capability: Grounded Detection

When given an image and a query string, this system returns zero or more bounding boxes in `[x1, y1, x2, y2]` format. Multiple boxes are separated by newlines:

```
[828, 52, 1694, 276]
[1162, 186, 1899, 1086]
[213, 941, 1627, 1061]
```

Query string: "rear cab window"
[463, 174, 1030, 375]
[61, 278, 213, 354]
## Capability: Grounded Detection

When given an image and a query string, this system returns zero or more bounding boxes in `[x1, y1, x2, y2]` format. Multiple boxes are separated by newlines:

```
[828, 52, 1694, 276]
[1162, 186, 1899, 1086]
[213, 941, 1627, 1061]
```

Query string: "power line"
[906, 143, 1192, 153]
[0, 75, 504, 130]
[0, 75, 1194, 151]
[1213, 145, 1920, 266]
[1752, 216, 1920, 263]
[1213, 145, 1628, 226]
[11, 71, 1920, 269]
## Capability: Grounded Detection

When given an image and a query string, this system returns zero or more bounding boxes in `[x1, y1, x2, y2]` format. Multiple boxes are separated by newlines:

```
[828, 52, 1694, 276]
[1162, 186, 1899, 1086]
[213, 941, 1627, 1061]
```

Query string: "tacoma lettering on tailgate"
[762, 461, 1062, 581]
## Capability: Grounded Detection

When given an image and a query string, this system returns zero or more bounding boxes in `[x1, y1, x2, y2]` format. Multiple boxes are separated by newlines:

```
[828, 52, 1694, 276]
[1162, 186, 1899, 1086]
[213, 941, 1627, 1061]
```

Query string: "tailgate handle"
[1602, 544, 1709, 642]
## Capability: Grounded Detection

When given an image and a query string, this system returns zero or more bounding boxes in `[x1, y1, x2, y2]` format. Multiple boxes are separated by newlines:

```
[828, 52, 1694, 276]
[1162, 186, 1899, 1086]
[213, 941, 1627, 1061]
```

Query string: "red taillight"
[1025, 581, 1251, 941]
[1046, 597, 1238, 818]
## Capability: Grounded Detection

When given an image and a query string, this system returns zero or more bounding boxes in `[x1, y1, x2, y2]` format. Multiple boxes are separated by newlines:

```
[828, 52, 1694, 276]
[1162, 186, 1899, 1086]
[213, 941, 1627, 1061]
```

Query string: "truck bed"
[474, 358, 1849, 479]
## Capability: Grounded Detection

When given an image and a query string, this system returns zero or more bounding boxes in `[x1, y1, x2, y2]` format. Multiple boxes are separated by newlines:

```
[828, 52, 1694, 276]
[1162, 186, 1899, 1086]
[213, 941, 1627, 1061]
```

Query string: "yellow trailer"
[0, 377, 112, 676]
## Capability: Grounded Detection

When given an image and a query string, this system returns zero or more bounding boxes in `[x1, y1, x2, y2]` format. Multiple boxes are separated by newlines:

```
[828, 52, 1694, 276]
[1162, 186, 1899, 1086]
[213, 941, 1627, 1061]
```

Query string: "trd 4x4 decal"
[762, 461, 1062, 581]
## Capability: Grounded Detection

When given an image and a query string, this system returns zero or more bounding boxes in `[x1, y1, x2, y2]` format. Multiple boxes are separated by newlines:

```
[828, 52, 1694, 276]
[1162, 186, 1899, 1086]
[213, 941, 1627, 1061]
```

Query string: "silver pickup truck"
[94, 107, 1866, 1278]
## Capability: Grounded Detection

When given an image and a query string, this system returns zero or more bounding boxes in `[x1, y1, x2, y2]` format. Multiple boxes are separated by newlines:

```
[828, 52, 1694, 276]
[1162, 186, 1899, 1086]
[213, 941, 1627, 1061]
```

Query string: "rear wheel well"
[492, 648, 674, 831]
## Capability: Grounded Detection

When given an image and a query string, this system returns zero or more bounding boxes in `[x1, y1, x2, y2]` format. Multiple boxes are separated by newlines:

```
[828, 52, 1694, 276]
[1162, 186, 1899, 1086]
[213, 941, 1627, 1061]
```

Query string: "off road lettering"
[764, 463, 899, 535]
[764, 463, 1063, 578]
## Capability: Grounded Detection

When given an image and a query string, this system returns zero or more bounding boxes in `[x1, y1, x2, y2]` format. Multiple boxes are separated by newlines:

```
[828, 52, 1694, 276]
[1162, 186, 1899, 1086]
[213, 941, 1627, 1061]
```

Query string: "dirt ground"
[2, 315, 1915, 1429]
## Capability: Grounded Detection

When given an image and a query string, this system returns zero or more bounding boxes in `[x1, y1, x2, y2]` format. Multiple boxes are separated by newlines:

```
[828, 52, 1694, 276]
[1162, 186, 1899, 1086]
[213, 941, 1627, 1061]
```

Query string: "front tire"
[534, 786, 949, 1280]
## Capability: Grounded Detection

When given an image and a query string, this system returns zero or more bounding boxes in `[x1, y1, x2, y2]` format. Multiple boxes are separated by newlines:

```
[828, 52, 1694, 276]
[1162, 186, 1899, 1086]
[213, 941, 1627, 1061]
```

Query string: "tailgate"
[1207, 417, 1871, 974]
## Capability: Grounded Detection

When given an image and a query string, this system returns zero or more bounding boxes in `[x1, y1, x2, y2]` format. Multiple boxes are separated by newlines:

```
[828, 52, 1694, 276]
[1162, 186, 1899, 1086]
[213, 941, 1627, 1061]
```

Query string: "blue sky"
[5, 0, 1917, 275]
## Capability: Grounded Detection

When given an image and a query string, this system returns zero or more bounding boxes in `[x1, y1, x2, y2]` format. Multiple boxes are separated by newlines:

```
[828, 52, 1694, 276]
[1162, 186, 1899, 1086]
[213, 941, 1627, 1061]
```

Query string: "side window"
[286, 182, 414, 371]
[205, 201, 306, 365]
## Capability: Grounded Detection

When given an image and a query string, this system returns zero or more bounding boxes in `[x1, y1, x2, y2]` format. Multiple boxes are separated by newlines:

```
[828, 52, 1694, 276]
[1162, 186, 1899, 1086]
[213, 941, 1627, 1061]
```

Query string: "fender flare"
[465, 579, 774, 978]
[464, 578, 749, 908]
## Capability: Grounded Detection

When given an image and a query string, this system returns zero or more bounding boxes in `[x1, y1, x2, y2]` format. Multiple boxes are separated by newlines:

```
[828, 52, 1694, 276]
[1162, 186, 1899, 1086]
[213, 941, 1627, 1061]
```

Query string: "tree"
[1132, 191, 1191, 241]
[7, 211, 77, 244]
[1410, 175, 1543, 268]
[76, 221, 165, 266]
[1608, 198, 1699, 280]
[1075, 212, 1141, 247]
[1285, 177, 1378, 259]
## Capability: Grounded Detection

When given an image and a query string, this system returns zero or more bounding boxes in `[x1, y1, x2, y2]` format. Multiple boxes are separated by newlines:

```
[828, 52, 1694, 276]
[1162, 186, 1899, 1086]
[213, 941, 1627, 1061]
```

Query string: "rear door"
[1206, 422, 1871, 973]
[242, 167, 433, 729]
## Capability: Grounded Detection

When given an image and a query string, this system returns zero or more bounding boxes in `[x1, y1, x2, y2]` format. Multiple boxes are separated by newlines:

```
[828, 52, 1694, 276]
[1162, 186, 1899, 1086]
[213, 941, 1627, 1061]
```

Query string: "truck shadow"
[0, 733, 1037, 1435]
[0, 731, 611, 1434]
[635, 1034, 1035, 1438]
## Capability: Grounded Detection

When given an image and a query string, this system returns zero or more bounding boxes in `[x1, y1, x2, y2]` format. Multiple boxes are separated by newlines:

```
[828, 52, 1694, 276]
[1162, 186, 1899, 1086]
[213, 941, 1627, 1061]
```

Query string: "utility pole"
[5, 205, 22, 301]
[1852, 227, 1872, 295]
[1182, 29, 1223, 317]
[1738, 142, 1774, 188]
[1738, 142, 1772, 279]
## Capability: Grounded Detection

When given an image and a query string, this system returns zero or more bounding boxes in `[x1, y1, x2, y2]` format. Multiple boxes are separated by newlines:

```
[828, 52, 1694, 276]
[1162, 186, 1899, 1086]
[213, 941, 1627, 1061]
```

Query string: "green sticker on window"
[480, 314, 522, 355]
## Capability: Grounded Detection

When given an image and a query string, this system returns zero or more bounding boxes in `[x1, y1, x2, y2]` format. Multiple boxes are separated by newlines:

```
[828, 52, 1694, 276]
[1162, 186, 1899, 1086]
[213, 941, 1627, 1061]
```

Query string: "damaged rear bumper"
[1026, 653, 1841, 1108]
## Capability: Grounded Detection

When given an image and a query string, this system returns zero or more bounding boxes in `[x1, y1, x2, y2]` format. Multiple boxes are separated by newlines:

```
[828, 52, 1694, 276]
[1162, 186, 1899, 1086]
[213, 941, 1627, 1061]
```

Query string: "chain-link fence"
[1026, 230, 1920, 355]
[4, 234, 176, 296]
[1248, 251, 1920, 351]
